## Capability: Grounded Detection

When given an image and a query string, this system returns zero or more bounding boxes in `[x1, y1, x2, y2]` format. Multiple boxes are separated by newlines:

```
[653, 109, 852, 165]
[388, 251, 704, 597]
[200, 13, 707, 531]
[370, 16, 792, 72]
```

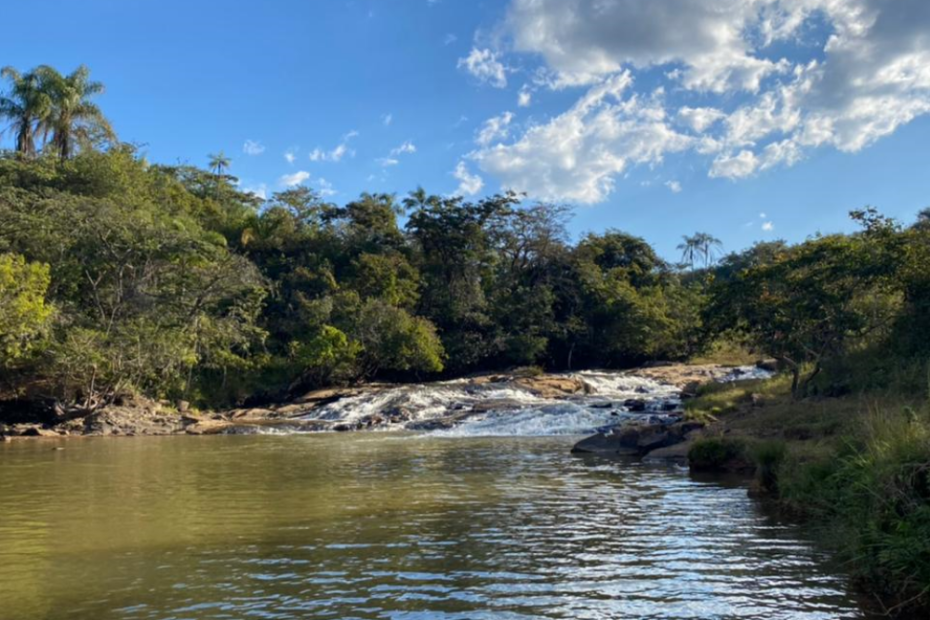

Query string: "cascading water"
[285, 366, 771, 437]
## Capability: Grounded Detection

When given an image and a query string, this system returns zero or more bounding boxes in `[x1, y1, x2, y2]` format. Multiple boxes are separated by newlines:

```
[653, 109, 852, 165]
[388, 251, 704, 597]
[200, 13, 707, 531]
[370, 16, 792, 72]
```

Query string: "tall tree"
[694, 232, 724, 267]
[36, 65, 114, 161]
[0, 67, 51, 157]
[208, 151, 231, 178]
[677, 234, 700, 270]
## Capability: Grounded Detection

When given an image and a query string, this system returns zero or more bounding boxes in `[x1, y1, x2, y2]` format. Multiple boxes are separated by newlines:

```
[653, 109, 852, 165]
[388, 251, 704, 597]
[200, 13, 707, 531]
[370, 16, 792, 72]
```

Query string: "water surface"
[1, 435, 873, 619]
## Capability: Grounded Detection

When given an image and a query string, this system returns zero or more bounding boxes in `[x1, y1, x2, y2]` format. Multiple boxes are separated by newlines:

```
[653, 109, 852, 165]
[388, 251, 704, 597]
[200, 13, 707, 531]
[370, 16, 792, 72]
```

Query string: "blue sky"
[3, 0, 929, 260]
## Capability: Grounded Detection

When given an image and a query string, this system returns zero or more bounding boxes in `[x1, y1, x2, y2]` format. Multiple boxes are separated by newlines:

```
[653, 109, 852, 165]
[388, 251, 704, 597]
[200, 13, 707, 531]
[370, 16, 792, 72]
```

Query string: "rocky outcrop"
[571, 420, 704, 458]
[513, 375, 588, 398]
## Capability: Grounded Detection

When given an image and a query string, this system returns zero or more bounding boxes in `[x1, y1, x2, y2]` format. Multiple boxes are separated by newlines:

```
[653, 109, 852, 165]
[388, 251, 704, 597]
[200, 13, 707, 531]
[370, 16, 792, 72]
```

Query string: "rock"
[1, 435, 11, 443]
[623, 399, 647, 412]
[588, 402, 614, 409]
[514, 375, 586, 399]
[20, 426, 60, 437]
[756, 359, 779, 372]
[176, 400, 190, 413]
[636, 429, 670, 451]
[642, 441, 693, 465]
[571, 433, 640, 456]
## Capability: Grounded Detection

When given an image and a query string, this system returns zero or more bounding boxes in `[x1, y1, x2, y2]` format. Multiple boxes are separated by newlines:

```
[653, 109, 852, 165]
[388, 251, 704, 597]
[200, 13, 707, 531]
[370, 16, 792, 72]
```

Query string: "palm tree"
[694, 232, 724, 267]
[36, 65, 114, 161]
[208, 151, 231, 178]
[677, 234, 700, 270]
[0, 67, 51, 157]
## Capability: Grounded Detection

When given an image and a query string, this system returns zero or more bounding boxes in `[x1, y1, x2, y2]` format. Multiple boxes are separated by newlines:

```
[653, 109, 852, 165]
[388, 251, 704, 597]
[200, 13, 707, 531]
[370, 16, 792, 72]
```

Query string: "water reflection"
[0, 435, 874, 619]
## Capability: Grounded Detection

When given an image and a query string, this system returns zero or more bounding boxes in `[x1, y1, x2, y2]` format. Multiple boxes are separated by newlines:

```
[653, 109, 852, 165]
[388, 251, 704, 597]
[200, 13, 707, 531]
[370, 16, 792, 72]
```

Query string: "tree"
[208, 151, 231, 178]
[36, 65, 114, 161]
[677, 234, 700, 270]
[708, 231, 900, 398]
[0, 253, 52, 366]
[695, 232, 724, 267]
[0, 67, 51, 157]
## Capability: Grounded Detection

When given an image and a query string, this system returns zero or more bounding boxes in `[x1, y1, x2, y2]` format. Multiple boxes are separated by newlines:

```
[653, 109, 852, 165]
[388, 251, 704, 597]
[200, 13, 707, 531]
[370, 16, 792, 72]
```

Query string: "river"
[0, 433, 877, 619]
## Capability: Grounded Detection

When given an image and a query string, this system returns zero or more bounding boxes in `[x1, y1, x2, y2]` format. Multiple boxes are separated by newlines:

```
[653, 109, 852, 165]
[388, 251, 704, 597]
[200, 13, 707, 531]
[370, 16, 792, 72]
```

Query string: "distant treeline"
[2, 65, 929, 408]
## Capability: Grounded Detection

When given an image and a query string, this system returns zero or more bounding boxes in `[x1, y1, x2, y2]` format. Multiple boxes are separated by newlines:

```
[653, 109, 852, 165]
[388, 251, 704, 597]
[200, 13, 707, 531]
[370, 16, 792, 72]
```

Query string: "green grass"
[689, 338, 759, 366]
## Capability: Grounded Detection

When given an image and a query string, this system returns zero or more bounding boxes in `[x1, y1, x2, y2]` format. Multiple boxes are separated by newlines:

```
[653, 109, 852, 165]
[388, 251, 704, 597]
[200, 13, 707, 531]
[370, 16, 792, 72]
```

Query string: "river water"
[0, 434, 877, 620]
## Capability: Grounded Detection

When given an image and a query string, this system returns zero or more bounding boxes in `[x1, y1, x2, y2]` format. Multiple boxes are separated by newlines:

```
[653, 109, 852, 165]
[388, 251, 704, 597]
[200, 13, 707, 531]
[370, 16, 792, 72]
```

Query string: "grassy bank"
[685, 375, 930, 615]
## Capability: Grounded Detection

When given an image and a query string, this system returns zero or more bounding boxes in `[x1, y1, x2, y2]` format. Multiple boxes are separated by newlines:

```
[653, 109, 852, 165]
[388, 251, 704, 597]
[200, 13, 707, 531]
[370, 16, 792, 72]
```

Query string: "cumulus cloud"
[473, 73, 693, 203]
[458, 48, 508, 88]
[284, 148, 297, 164]
[280, 170, 311, 187]
[762, 221, 774, 231]
[456, 0, 930, 201]
[243, 140, 265, 156]
[452, 161, 484, 195]
[476, 112, 515, 146]
[518, 86, 532, 107]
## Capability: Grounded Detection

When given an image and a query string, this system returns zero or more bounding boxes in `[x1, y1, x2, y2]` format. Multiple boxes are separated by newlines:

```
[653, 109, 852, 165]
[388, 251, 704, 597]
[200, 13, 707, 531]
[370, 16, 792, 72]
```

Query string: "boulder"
[570, 433, 640, 456]
[623, 398, 647, 412]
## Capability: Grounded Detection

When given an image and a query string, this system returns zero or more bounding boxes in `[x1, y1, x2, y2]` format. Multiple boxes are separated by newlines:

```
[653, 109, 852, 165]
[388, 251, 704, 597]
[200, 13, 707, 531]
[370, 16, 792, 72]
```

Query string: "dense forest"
[2, 64, 930, 411]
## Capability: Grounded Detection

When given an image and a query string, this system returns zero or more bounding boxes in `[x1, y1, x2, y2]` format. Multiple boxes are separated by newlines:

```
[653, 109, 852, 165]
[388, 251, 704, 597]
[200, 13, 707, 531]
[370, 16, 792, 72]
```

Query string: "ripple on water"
[0, 435, 872, 620]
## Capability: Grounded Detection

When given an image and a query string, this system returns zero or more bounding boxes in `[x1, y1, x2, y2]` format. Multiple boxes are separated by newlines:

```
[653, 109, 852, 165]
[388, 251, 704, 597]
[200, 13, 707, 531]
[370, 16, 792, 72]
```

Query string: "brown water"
[0, 435, 875, 619]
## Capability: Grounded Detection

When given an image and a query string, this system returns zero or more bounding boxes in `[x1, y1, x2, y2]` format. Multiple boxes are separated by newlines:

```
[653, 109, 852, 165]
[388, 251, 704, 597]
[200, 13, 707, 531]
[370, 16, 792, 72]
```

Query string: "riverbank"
[677, 375, 930, 617]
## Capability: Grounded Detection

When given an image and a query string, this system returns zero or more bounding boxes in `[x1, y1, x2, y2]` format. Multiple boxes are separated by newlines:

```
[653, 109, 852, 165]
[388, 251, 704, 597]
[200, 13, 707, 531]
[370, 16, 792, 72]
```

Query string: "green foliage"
[0, 253, 52, 365]
[777, 406, 930, 611]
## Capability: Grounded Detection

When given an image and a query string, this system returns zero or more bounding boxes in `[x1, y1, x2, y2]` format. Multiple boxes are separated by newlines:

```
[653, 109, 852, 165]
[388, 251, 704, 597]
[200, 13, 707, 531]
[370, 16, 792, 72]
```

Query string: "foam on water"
[287, 366, 772, 437]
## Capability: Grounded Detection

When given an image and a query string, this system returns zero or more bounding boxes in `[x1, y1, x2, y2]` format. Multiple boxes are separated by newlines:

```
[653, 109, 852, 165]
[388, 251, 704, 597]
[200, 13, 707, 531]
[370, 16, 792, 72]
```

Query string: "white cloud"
[316, 177, 337, 197]
[458, 48, 508, 88]
[377, 140, 417, 167]
[284, 149, 297, 164]
[710, 150, 759, 179]
[309, 131, 358, 163]
[665, 180, 682, 193]
[444, 33, 458, 46]
[280, 170, 311, 187]
[473, 73, 693, 203]
[390, 140, 417, 155]
[762, 221, 774, 231]
[243, 183, 268, 199]
[243, 140, 265, 156]
[518, 86, 532, 107]
[382, 113, 393, 126]
[759, 212, 767, 219]
[452, 161, 484, 195]
[476, 112, 515, 146]
[677, 107, 725, 132]
[451, 0, 930, 201]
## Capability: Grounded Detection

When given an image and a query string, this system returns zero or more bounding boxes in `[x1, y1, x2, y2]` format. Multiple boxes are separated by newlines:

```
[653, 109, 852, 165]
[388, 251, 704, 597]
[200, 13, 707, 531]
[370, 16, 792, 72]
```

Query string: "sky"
[2, 0, 930, 260]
